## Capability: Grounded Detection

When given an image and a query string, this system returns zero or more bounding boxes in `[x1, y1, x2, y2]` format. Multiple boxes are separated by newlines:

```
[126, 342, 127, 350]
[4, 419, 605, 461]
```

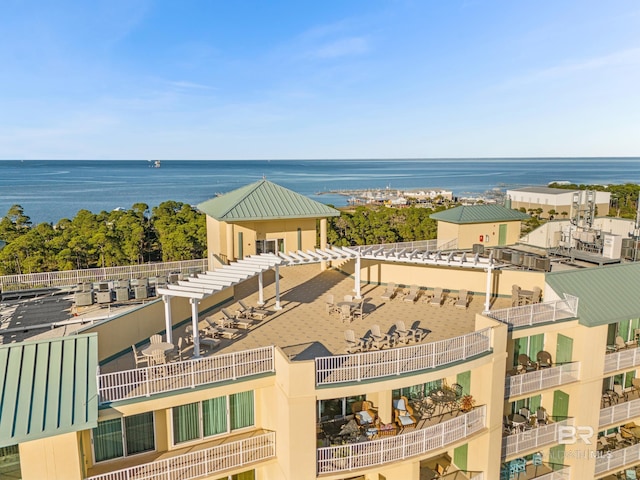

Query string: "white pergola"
[157, 246, 501, 357]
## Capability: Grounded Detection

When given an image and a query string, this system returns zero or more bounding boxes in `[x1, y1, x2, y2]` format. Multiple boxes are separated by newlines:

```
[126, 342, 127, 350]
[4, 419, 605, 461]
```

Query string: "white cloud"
[310, 37, 369, 59]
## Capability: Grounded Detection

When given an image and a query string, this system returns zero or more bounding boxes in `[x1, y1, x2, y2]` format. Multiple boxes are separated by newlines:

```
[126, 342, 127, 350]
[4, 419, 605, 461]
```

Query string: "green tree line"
[548, 182, 640, 218]
[0, 202, 207, 275]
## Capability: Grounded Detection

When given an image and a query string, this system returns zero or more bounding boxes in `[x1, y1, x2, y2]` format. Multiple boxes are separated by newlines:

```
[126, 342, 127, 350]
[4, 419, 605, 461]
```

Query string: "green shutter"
[556, 335, 573, 364]
[238, 232, 244, 260]
[552, 391, 570, 420]
[454, 444, 468, 471]
[498, 224, 507, 245]
[456, 371, 471, 396]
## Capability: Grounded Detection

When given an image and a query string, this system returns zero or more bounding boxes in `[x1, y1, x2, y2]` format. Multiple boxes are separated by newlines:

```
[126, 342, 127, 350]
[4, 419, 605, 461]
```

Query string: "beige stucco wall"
[437, 220, 522, 249]
[20, 432, 84, 480]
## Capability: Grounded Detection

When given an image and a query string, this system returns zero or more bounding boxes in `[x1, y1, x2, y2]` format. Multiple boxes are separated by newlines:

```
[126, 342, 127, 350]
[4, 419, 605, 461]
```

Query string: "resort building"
[506, 187, 611, 219]
[2, 181, 640, 480]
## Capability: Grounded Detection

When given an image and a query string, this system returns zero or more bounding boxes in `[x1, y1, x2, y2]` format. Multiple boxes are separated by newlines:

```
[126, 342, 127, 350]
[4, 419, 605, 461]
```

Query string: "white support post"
[257, 271, 265, 306]
[190, 298, 200, 358]
[274, 265, 282, 310]
[162, 295, 173, 344]
[483, 264, 493, 314]
[354, 255, 362, 299]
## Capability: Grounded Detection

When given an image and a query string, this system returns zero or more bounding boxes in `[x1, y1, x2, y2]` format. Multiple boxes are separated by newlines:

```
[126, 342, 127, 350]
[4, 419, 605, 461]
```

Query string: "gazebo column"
[257, 271, 265, 306]
[354, 255, 362, 299]
[483, 264, 493, 314]
[320, 218, 328, 271]
[190, 298, 201, 358]
[274, 265, 282, 310]
[226, 223, 234, 264]
[162, 295, 173, 344]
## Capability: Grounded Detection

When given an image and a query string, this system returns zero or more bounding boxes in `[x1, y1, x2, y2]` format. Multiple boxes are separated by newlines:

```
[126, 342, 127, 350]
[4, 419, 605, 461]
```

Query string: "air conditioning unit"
[534, 257, 551, 272]
[115, 287, 130, 302]
[96, 291, 112, 304]
[134, 286, 148, 299]
[511, 252, 523, 266]
[74, 291, 93, 306]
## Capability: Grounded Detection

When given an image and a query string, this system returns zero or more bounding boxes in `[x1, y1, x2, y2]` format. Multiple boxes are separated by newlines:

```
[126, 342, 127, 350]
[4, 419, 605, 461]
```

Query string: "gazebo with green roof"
[197, 179, 340, 268]
[429, 204, 530, 249]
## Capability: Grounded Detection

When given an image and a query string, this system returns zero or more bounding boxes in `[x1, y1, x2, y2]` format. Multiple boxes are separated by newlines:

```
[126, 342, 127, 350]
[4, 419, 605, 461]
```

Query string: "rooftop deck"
[103, 263, 510, 373]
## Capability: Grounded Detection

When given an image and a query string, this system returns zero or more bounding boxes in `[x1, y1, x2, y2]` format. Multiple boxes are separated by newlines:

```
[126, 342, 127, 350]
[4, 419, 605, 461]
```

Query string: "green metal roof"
[0, 333, 98, 447]
[197, 179, 340, 221]
[546, 263, 640, 327]
[429, 205, 530, 224]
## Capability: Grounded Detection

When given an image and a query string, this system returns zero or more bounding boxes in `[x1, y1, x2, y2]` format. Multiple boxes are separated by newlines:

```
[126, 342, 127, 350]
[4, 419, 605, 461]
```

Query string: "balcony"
[595, 442, 640, 476]
[487, 296, 578, 329]
[505, 362, 580, 398]
[500, 462, 571, 480]
[600, 395, 640, 428]
[604, 346, 640, 374]
[502, 418, 573, 459]
[316, 406, 486, 474]
[98, 346, 275, 404]
[315, 328, 492, 386]
[86, 431, 276, 480]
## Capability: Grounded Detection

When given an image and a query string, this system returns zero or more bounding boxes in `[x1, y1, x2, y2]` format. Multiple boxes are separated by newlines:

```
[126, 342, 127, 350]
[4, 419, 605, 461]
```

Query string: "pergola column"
[354, 255, 362, 299]
[226, 223, 234, 264]
[190, 298, 201, 358]
[320, 218, 328, 271]
[162, 295, 173, 344]
[257, 271, 265, 306]
[274, 265, 282, 310]
[483, 264, 493, 314]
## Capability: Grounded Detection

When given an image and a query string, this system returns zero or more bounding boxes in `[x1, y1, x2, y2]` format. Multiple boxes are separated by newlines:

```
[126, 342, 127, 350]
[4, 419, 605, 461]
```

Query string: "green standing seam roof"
[0, 333, 98, 447]
[197, 179, 340, 221]
[546, 262, 640, 327]
[429, 205, 530, 224]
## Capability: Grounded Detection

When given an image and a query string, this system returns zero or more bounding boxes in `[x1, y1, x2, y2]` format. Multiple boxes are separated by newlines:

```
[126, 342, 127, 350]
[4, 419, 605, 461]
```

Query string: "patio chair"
[132, 344, 149, 368]
[614, 384, 628, 402]
[352, 400, 377, 426]
[536, 407, 548, 425]
[509, 458, 526, 477]
[380, 282, 396, 301]
[169, 337, 186, 361]
[352, 300, 365, 320]
[434, 463, 449, 478]
[451, 383, 464, 400]
[531, 286, 542, 303]
[149, 349, 166, 366]
[620, 427, 637, 444]
[393, 396, 417, 429]
[394, 320, 414, 344]
[340, 304, 354, 323]
[370, 324, 392, 349]
[519, 407, 531, 422]
[536, 350, 552, 369]
[454, 289, 469, 309]
[632, 378, 640, 396]
[518, 353, 538, 372]
[511, 285, 521, 307]
[325, 294, 338, 314]
[403, 284, 419, 303]
[344, 330, 364, 354]
[429, 287, 444, 307]
[150, 334, 162, 344]
[409, 321, 430, 342]
[221, 308, 238, 324]
[626, 469, 637, 480]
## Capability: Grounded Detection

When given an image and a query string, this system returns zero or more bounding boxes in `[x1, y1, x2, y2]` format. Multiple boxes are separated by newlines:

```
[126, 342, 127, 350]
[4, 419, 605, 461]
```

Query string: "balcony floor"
[103, 263, 511, 373]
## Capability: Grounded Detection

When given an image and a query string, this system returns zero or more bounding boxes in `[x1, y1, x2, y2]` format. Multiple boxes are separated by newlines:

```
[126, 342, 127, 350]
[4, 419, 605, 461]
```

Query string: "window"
[513, 334, 544, 367]
[318, 395, 365, 420]
[93, 412, 155, 463]
[173, 391, 254, 445]
[216, 470, 255, 480]
[0, 445, 21, 478]
[392, 380, 443, 400]
[256, 239, 284, 255]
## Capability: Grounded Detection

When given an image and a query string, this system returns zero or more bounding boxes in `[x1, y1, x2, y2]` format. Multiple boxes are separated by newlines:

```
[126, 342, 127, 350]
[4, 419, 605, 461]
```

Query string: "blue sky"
[1, 0, 639, 159]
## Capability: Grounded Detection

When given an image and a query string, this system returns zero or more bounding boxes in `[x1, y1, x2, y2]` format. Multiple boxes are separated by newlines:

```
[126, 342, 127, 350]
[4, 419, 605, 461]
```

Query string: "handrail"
[595, 442, 640, 475]
[98, 346, 275, 404]
[505, 362, 580, 398]
[487, 295, 578, 329]
[0, 259, 208, 291]
[604, 346, 640, 373]
[599, 396, 640, 428]
[86, 431, 276, 480]
[502, 418, 573, 458]
[315, 328, 492, 386]
[317, 406, 486, 474]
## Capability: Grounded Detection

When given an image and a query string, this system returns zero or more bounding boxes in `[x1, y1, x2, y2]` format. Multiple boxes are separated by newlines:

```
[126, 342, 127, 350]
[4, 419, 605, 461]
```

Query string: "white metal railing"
[315, 328, 492, 386]
[351, 240, 438, 254]
[0, 259, 208, 291]
[604, 347, 640, 373]
[535, 467, 572, 480]
[317, 406, 486, 474]
[98, 346, 274, 404]
[599, 397, 640, 427]
[502, 418, 573, 458]
[505, 362, 580, 398]
[595, 442, 640, 475]
[468, 473, 484, 480]
[487, 295, 578, 328]
[86, 431, 275, 480]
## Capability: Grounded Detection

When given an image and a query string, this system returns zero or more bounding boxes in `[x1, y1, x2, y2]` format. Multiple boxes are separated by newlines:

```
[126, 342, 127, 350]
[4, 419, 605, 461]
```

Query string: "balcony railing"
[98, 346, 275, 404]
[317, 406, 486, 474]
[600, 397, 640, 428]
[535, 467, 572, 480]
[595, 442, 640, 475]
[86, 431, 276, 480]
[505, 362, 580, 398]
[502, 418, 573, 458]
[315, 329, 492, 386]
[604, 347, 640, 374]
[487, 295, 578, 329]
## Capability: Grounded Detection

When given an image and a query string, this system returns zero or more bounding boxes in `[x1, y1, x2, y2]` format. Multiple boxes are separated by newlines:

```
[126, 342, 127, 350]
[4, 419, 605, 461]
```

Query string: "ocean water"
[1, 158, 639, 225]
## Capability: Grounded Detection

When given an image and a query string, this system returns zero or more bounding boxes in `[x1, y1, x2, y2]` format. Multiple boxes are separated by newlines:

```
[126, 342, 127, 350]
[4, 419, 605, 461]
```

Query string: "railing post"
[358, 354, 362, 382]
[232, 352, 238, 380]
[463, 334, 467, 359]
[145, 368, 151, 397]
[191, 359, 196, 388]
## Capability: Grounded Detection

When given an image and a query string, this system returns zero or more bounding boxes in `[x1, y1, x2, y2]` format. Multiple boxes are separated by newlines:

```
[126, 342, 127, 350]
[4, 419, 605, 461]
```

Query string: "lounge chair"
[393, 396, 416, 429]
[536, 350, 552, 369]
[205, 317, 239, 339]
[352, 400, 377, 427]
[429, 287, 444, 307]
[237, 299, 270, 320]
[370, 324, 392, 349]
[380, 282, 396, 301]
[403, 285, 419, 303]
[454, 289, 469, 309]
[221, 308, 238, 326]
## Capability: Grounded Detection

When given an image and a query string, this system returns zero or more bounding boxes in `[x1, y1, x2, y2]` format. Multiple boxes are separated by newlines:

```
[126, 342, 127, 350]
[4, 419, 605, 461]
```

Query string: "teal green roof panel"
[430, 205, 530, 224]
[197, 180, 340, 221]
[546, 263, 640, 327]
[0, 333, 98, 447]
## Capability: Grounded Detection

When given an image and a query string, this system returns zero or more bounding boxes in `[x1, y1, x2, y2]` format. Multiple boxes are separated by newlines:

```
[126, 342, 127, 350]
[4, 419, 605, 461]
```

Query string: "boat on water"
[148, 160, 161, 168]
